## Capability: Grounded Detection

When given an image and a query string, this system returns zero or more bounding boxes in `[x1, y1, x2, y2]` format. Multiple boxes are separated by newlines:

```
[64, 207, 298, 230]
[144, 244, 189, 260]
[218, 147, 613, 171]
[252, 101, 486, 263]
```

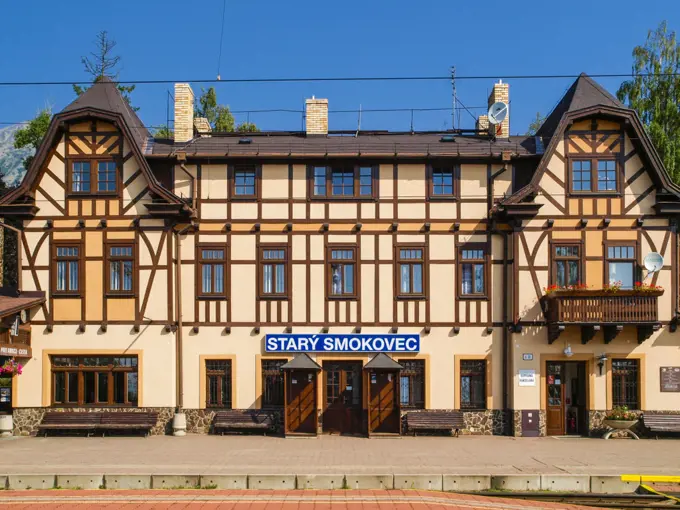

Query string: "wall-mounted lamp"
[224, 326, 231, 335]
[285, 326, 292, 333]
[101, 322, 107, 333]
[164, 324, 173, 333]
[133, 324, 140, 333]
[253, 326, 260, 334]
[100, 219, 107, 228]
[391, 326, 398, 333]
[253, 223, 261, 232]
[563, 344, 573, 358]
[391, 222, 399, 232]
[322, 326, 329, 333]
[193, 326, 199, 334]
[225, 223, 232, 232]
[423, 325, 431, 334]
[285, 223, 293, 232]
[636, 217, 644, 227]
[596, 354, 608, 375]
[423, 223, 431, 233]
[579, 218, 588, 228]
[78, 219, 86, 229]
[452, 222, 460, 232]
[602, 218, 611, 228]
[546, 219, 554, 228]
[355, 223, 362, 232]
[486, 327, 494, 335]
[78, 323, 86, 333]
[45, 219, 53, 229]
[453, 326, 460, 335]
[355, 326, 362, 334]
[322, 223, 329, 232]
[45, 324, 53, 333]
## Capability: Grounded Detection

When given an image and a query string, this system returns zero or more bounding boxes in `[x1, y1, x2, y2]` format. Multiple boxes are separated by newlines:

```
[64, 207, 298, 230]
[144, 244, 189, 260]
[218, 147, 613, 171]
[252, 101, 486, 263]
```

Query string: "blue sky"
[1, 1, 677, 135]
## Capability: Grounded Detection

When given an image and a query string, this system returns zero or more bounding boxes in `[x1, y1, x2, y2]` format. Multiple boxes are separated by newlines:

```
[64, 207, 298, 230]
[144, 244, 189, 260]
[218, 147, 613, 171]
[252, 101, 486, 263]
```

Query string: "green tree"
[236, 121, 260, 133]
[13, 108, 51, 170]
[72, 31, 138, 111]
[196, 87, 235, 132]
[617, 21, 680, 183]
[526, 112, 544, 136]
[153, 125, 174, 139]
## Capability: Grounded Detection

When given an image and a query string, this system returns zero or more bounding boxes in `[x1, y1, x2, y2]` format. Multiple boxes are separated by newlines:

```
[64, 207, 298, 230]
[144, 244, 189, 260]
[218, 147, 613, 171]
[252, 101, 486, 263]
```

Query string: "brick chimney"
[488, 80, 510, 138]
[193, 117, 212, 137]
[305, 97, 328, 136]
[174, 83, 195, 143]
[476, 115, 489, 133]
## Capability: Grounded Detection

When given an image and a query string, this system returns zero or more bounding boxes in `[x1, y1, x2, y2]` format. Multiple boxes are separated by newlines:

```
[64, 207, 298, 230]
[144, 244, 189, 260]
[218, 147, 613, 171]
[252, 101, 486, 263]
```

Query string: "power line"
[216, 0, 227, 80]
[0, 72, 672, 87]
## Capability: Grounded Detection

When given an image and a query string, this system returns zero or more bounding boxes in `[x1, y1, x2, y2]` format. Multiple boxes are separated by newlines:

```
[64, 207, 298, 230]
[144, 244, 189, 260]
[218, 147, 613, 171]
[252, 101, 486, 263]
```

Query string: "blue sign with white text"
[265, 333, 420, 353]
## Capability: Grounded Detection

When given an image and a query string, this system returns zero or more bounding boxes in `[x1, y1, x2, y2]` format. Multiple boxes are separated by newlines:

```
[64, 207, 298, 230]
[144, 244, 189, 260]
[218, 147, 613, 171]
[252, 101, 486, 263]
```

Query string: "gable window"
[51, 355, 138, 406]
[606, 244, 636, 290]
[429, 165, 456, 198]
[260, 247, 287, 298]
[328, 247, 356, 298]
[106, 244, 134, 295]
[397, 247, 425, 298]
[612, 359, 639, 409]
[552, 243, 582, 287]
[460, 359, 487, 410]
[69, 160, 117, 195]
[398, 359, 425, 409]
[231, 165, 257, 198]
[206, 359, 232, 408]
[459, 246, 486, 298]
[262, 359, 285, 407]
[570, 158, 618, 193]
[310, 165, 375, 199]
[198, 246, 226, 298]
[54, 244, 80, 295]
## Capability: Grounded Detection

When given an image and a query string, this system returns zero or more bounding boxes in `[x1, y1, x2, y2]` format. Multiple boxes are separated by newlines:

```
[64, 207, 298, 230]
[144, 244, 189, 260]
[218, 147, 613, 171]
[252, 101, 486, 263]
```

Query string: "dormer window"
[69, 159, 118, 195]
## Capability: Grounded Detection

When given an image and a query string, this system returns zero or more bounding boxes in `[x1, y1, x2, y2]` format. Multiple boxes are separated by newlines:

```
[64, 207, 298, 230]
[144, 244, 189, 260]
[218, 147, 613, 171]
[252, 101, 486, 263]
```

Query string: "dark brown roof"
[0, 291, 45, 320]
[364, 353, 403, 371]
[149, 132, 539, 158]
[537, 73, 625, 138]
[281, 353, 322, 371]
[63, 77, 150, 150]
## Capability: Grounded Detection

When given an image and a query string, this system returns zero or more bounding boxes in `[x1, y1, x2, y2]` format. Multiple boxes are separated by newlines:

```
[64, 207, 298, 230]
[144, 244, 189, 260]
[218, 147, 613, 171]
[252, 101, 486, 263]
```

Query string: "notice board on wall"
[660, 367, 680, 392]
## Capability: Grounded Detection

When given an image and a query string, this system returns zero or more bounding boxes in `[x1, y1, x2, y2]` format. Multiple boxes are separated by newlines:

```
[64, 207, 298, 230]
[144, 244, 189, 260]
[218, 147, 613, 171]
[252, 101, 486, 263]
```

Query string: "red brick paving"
[0, 490, 598, 509]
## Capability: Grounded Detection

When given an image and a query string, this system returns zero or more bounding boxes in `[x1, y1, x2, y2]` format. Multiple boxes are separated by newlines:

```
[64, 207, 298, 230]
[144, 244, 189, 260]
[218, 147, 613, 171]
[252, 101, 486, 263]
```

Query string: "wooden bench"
[406, 411, 465, 437]
[643, 413, 680, 437]
[213, 410, 274, 435]
[99, 412, 158, 436]
[37, 412, 102, 436]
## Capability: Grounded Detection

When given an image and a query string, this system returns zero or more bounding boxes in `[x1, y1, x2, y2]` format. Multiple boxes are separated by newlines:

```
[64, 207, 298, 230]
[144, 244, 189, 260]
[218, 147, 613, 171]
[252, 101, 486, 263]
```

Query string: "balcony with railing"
[542, 290, 662, 344]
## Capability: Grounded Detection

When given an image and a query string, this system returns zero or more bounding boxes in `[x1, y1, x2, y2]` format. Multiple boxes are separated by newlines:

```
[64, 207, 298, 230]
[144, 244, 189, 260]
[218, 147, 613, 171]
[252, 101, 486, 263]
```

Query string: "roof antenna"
[355, 104, 362, 137]
[451, 66, 456, 131]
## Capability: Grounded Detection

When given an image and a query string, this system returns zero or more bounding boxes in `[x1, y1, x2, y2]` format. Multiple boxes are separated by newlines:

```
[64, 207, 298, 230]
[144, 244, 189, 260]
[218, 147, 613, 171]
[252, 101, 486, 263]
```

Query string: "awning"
[281, 353, 322, 371]
[364, 353, 404, 371]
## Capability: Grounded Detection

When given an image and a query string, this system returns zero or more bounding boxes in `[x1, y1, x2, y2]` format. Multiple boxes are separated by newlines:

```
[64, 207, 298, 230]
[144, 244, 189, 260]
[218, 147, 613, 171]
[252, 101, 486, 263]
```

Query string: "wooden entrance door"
[546, 361, 565, 436]
[285, 370, 317, 435]
[368, 370, 400, 435]
[323, 361, 363, 435]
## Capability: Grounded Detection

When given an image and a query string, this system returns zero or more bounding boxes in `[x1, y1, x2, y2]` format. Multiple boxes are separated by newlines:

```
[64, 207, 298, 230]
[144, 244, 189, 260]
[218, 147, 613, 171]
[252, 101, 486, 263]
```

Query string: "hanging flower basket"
[0, 359, 23, 376]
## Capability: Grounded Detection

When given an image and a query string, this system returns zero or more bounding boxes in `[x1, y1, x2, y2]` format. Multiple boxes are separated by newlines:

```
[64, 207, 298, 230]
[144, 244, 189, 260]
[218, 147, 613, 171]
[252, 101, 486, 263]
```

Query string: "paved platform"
[0, 489, 596, 509]
[0, 434, 678, 475]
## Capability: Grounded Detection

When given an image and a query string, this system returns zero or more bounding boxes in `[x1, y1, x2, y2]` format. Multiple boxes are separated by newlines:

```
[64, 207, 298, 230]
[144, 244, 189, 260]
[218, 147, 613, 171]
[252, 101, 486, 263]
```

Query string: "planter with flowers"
[602, 406, 640, 440]
[0, 359, 23, 377]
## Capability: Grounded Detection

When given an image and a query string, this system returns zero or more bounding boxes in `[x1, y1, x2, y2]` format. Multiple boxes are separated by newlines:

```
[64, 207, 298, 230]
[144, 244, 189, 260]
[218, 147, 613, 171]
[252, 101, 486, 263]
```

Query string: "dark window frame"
[228, 163, 260, 200]
[568, 156, 620, 196]
[261, 359, 286, 408]
[396, 245, 426, 300]
[307, 164, 378, 200]
[66, 157, 121, 197]
[550, 240, 584, 287]
[427, 163, 459, 200]
[604, 241, 639, 290]
[398, 359, 425, 409]
[105, 240, 136, 297]
[50, 355, 139, 407]
[205, 359, 233, 409]
[326, 245, 358, 300]
[459, 359, 487, 411]
[258, 245, 289, 300]
[197, 244, 228, 299]
[51, 240, 83, 297]
[612, 358, 640, 410]
[457, 243, 489, 300]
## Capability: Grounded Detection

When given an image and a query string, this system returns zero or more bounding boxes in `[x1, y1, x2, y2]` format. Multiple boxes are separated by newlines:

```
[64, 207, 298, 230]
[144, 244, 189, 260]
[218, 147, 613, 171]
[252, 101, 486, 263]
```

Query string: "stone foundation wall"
[184, 408, 284, 435]
[588, 410, 680, 438]
[399, 409, 509, 436]
[13, 407, 174, 436]
[512, 410, 546, 437]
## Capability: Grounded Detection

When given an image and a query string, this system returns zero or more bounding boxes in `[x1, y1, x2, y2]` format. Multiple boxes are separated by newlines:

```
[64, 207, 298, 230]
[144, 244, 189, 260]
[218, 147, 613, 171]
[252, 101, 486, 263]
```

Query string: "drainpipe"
[490, 225, 510, 434]
[172, 221, 194, 436]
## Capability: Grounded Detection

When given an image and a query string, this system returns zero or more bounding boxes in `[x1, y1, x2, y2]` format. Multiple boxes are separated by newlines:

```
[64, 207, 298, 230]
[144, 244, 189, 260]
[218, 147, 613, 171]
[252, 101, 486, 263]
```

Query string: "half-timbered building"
[0, 73, 678, 437]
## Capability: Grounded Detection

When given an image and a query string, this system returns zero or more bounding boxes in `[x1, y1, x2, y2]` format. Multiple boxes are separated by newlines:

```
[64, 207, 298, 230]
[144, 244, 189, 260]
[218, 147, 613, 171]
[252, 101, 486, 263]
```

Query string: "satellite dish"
[488, 102, 508, 125]
[644, 252, 664, 273]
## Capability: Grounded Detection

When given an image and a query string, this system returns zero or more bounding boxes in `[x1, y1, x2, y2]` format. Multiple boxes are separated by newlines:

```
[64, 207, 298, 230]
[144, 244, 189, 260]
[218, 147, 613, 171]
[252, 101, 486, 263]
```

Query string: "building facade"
[0, 74, 679, 437]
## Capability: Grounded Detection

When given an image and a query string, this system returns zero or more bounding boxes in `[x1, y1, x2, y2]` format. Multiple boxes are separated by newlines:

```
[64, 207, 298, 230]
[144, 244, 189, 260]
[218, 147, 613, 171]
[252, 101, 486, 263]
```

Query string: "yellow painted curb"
[622, 474, 680, 483]
[640, 483, 680, 503]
